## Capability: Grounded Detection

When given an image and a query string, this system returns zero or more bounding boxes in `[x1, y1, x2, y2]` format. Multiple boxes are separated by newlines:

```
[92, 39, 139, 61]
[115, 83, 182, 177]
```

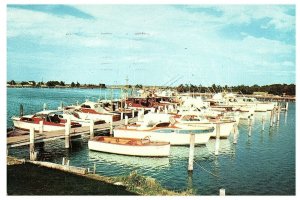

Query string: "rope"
[192, 160, 221, 178]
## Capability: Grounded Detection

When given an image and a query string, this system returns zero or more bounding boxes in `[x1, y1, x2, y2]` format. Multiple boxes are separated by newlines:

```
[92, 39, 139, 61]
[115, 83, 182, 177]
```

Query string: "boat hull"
[12, 117, 65, 132]
[88, 138, 170, 157]
[113, 129, 211, 145]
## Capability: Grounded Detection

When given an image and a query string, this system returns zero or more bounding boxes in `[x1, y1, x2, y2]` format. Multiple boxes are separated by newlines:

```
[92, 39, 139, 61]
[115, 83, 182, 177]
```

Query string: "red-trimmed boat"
[11, 110, 81, 132]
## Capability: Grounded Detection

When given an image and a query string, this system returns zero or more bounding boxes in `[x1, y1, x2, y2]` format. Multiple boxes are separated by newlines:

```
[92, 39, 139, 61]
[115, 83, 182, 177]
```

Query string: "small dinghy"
[88, 136, 170, 157]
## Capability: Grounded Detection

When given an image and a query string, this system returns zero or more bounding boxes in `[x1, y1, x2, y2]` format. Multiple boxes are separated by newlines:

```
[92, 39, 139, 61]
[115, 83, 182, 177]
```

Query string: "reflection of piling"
[248, 118, 252, 137]
[233, 124, 238, 144]
[270, 109, 274, 127]
[188, 133, 195, 171]
[93, 163, 96, 174]
[262, 115, 265, 131]
[285, 102, 289, 111]
[215, 124, 220, 155]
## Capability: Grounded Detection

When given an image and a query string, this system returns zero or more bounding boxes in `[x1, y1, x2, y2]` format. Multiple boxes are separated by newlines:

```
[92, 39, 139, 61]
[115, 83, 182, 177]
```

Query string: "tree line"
[176, 83, 296, 96]
[7, 80, 107, 88]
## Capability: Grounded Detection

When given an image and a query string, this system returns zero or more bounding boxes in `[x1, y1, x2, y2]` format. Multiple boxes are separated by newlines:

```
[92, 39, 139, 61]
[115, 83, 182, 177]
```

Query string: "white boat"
[173, 114, 235, 138]
[56, 110, 106, 126]
[11, 110, 82, 132]
[65, 100, 121, 122]
[113, 121, 214, 145]
[88, 136, 170, 157]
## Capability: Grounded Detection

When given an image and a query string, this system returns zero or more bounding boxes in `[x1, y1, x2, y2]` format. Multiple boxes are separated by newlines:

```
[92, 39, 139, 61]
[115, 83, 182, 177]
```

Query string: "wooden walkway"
[7, 117, 137, 148]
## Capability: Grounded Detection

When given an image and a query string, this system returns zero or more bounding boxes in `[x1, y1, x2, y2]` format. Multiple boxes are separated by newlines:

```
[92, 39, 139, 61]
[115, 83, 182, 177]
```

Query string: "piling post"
[188, 133, 195, 171]
[39, 120, 44, 134]
[125, 115, 128, 126]
[43, 103, 47, 111]
[285, 102, 289, 111]
[110, 116, 113, 135]
[60, 101, 64, 109]
[137, 110, 141, 121]
[219, 188, 226, 196]
[90, 119, 94, 139]
[215, 123, 220, 155]
[121, 112, 124, 120]
[62, 157, 66, 165]
[132, 109, 135, 118]
[65, 117, 71, 149]
[29, 127, 37, 161]
[19, 104, 24, 117]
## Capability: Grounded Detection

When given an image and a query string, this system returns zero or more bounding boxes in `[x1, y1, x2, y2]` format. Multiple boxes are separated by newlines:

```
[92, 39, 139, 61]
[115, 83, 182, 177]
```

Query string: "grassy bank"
[7, 157, 192, 196]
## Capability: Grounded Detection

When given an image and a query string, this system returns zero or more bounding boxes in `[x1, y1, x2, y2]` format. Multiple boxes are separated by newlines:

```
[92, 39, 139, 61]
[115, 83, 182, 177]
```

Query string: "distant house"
[253, 92, 268, 96]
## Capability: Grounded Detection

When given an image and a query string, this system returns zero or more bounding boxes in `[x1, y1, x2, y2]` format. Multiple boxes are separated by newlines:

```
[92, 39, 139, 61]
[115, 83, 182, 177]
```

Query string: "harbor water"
[7, 88, 295, 195]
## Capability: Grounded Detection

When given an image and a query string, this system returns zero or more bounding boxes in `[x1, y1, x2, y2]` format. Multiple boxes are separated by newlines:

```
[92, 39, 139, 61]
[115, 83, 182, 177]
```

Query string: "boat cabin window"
[155, 122, 170, 127]
[21, 117, 34, 122]
[81, 104, 91, 108]
[134, 99, 140, 104]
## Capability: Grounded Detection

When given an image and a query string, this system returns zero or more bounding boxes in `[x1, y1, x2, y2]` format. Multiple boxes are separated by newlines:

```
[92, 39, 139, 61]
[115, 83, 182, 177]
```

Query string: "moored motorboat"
[11, 110, 82, 132]
[113, 121, 214, 145]
[88, 136, 170, 157]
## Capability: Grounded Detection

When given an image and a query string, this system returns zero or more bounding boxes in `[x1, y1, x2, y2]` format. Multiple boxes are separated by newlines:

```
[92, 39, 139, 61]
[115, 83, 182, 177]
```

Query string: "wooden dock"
[7, 117, 137, 148]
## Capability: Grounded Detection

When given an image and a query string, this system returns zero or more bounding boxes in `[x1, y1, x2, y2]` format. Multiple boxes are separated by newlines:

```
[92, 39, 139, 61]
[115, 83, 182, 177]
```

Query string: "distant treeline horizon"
[7, 80, 295, 96]
[176, 83, 296, 96]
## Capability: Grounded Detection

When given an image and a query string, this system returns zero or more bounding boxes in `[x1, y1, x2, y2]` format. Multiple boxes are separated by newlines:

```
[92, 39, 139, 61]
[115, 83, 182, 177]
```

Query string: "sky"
[6, 4, 296, 86]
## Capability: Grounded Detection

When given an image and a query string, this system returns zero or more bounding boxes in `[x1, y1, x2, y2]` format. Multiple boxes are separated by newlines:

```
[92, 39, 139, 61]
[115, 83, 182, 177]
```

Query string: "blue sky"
[7, 4, 295, 86]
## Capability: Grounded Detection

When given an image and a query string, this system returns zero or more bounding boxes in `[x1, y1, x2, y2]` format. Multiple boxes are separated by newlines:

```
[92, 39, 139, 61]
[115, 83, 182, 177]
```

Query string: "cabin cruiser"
[11, 110, 82, 132]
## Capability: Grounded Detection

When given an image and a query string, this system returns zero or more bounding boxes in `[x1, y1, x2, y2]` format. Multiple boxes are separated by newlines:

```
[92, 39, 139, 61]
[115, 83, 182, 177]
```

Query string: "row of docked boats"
[10, 91, 277, 157]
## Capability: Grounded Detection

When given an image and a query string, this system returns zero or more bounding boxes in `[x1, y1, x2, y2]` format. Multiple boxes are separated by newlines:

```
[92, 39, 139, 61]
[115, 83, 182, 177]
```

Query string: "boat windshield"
[181, 115, 205, 122]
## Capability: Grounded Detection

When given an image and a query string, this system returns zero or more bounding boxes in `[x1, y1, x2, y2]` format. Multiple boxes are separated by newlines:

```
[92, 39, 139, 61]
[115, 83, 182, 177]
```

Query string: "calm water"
[7, 88, 295, 195]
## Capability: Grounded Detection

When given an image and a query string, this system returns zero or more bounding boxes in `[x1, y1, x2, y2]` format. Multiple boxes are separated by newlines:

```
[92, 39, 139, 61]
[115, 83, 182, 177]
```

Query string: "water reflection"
[88, 150, 170, 169]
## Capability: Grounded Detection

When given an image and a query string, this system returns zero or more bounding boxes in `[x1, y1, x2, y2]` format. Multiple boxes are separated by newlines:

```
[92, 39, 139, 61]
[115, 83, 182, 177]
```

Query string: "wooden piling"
[125, 115, 128, 126]
[188, 133, 195, 171]
[29, 127, 36, 161]
[39, 120, 44, 134]
[285, 102, 289, 111]
[121, 112, 124, 120]
[19, 104, 24, 117]
[65, 117, 71, 149]
[132, 109, 135, 118]
[215, 123, 220, 155]
[43, 103, 47, 111]
[110, 116, 113, 135]
[219, 188, 226, 196]
[90, 119, 94, 139]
